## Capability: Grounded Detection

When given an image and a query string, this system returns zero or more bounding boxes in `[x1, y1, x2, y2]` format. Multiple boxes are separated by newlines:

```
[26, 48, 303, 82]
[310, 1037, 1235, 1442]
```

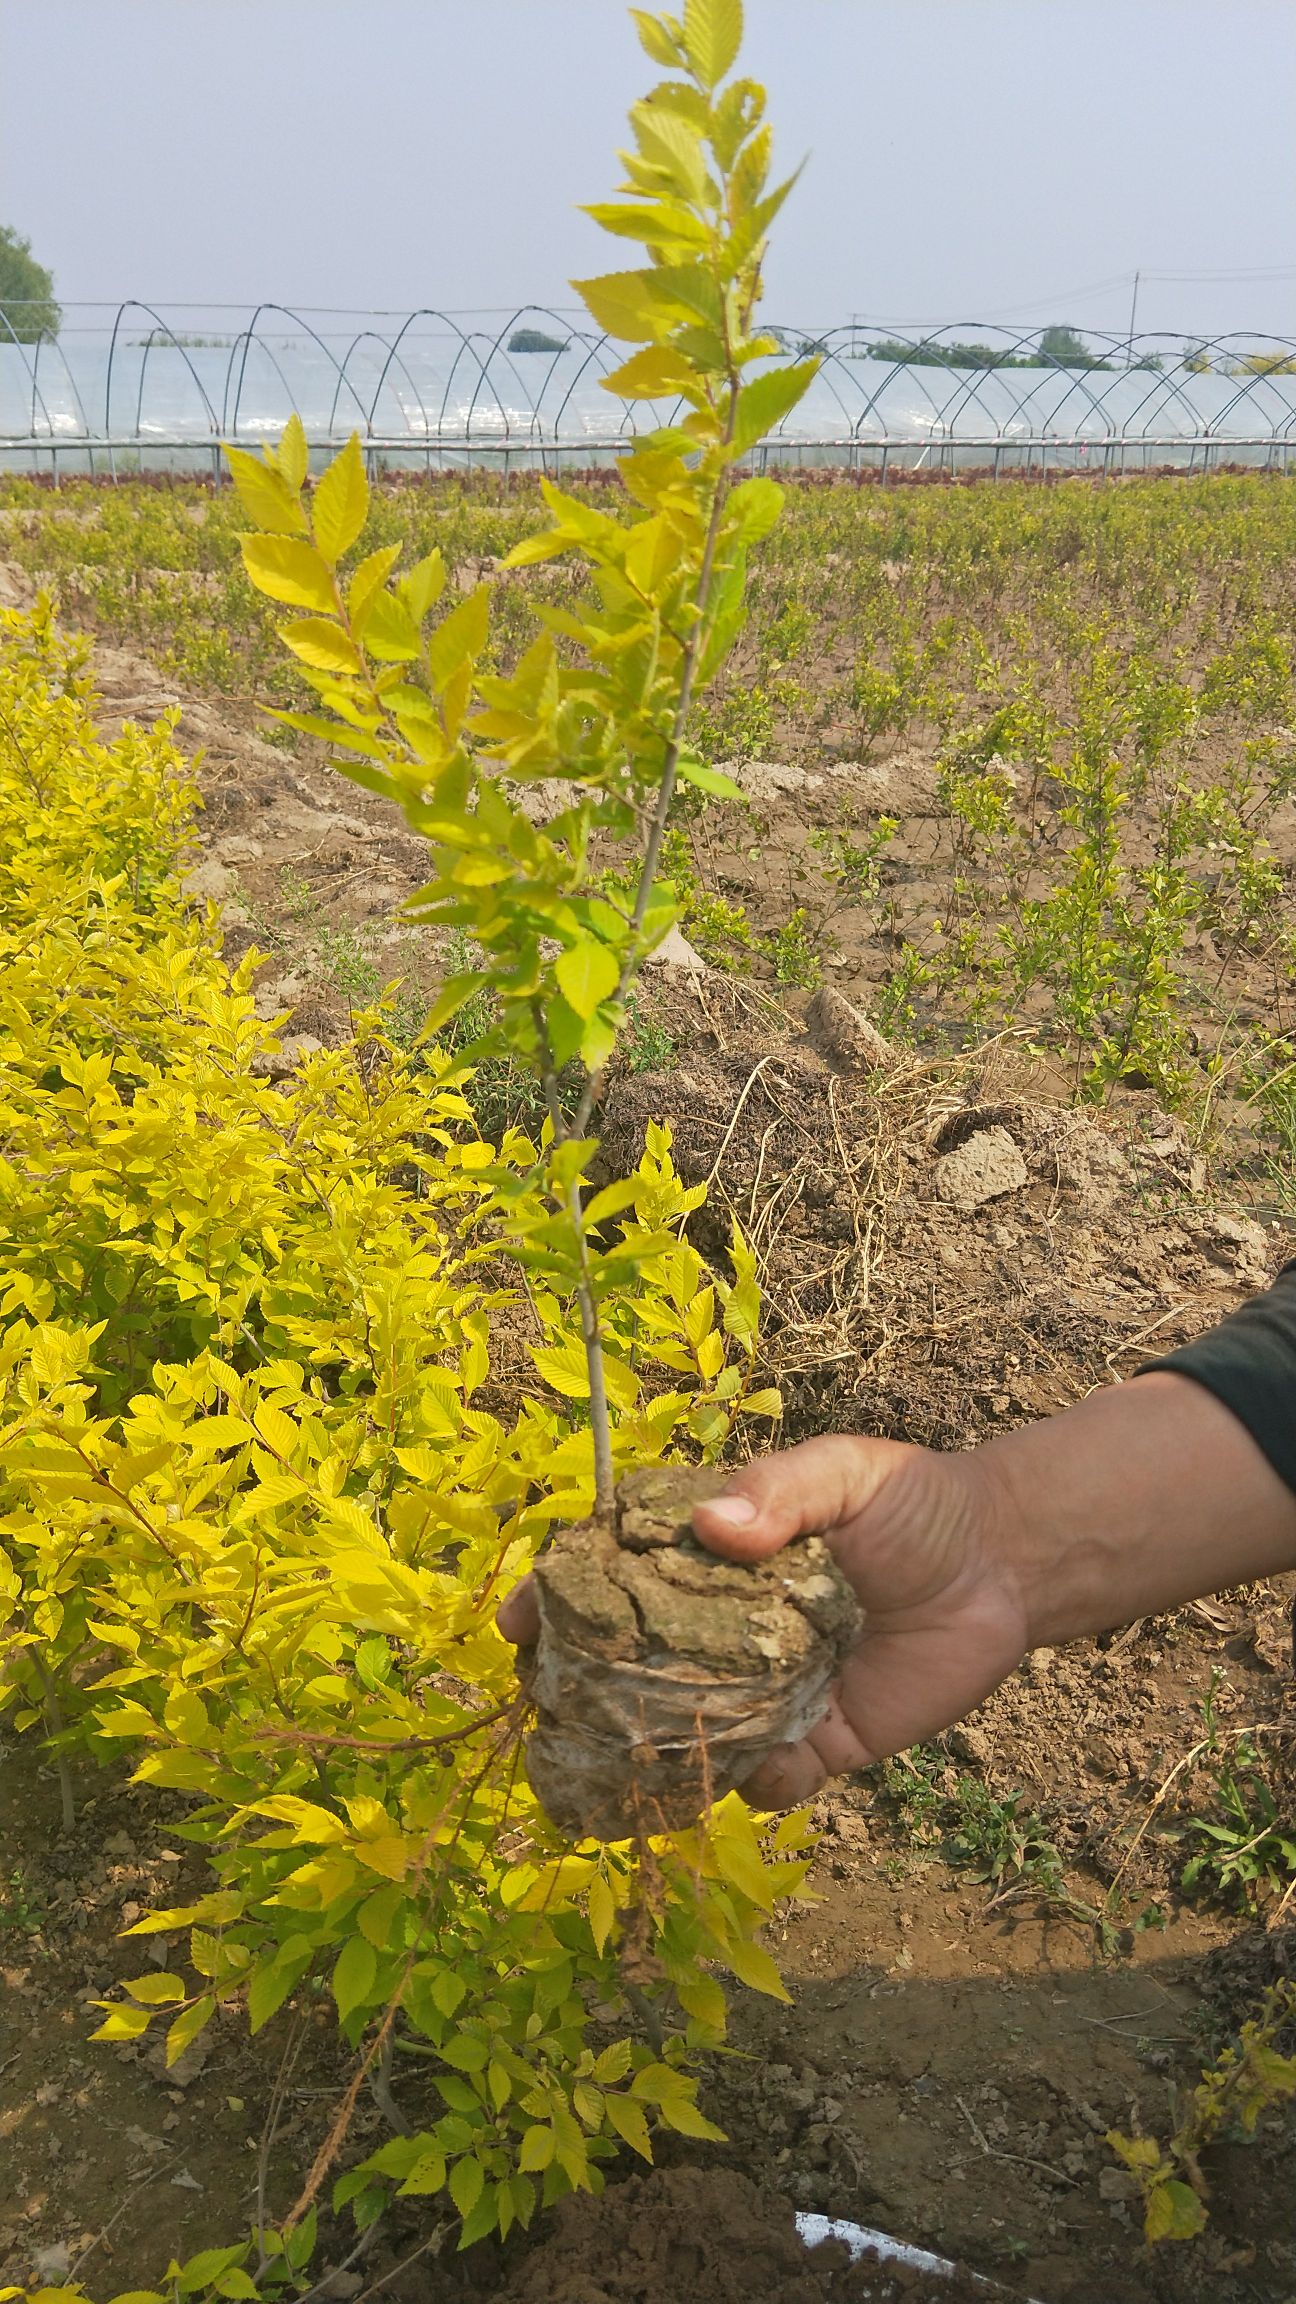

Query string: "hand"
[691, 1435, 1031, 1806]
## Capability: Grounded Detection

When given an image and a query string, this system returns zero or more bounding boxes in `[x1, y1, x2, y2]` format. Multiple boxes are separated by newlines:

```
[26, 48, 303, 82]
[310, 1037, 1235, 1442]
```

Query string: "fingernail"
[703, 1494, 758, 1529]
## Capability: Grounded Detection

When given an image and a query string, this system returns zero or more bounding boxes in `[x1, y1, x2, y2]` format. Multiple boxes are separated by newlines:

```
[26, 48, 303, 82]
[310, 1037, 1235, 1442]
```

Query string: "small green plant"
[624, 996, 678, 1073]
[809, 814, 897, 904]
[0, 1863, 47, 1936]
[1108, 1982, 1296, 2243]
[1176, 1675, 1296, 1912]
[761, 904, 821, 988]
[315, 924, 382, 1005]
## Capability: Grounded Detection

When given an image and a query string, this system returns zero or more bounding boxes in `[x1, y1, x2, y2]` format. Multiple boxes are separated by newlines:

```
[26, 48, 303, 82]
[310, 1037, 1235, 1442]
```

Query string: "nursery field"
[1, 466, 1295, 2304]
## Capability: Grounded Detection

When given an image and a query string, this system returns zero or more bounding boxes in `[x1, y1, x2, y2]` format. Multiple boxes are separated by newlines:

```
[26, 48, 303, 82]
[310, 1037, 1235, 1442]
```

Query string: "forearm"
[972, 1371, 1296, 1650]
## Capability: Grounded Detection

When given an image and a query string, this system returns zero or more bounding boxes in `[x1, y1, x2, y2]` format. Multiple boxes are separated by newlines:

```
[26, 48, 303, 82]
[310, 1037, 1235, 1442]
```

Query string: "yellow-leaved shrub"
[0, 600, 812, 2282]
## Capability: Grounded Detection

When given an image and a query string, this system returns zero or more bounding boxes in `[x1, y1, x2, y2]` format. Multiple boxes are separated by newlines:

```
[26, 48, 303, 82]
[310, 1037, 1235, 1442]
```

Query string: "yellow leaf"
[275, 617, 363, 675]
[240, 534, 337, 613]
[721, 1935, 791, 2000]
[312, 434, 370, 565]
[588, 1873, 616, 1956]
[603, 2091, 653, 2159]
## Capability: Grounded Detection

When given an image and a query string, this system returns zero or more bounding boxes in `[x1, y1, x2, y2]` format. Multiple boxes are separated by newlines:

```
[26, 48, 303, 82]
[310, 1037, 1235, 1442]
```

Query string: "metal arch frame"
[0, 309, 70, 456]
[104, 302, 221, 477]
[5, 305, 1296, 475]
[222, 304, 372, 446]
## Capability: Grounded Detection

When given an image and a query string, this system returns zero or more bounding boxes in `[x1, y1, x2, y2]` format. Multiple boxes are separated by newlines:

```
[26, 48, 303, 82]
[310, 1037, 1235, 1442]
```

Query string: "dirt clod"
[524, 1467, 862, 1840]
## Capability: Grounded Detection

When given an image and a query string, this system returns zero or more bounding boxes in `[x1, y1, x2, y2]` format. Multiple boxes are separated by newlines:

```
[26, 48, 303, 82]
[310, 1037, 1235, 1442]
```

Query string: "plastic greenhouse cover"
[4, 315, 1296, 467]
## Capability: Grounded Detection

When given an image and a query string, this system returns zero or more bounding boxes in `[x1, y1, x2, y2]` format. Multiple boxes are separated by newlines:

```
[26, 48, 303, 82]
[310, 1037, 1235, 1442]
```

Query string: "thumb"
[692, 1434, 913, 1562]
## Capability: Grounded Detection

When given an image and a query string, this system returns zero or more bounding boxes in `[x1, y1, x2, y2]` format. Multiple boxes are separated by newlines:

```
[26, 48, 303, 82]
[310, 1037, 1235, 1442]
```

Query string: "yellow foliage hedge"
[0, 602, 811, 2285]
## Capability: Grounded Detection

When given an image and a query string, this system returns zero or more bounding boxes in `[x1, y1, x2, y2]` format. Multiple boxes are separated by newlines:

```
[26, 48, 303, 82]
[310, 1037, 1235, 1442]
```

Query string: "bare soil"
[1, 618, 1294, 2304]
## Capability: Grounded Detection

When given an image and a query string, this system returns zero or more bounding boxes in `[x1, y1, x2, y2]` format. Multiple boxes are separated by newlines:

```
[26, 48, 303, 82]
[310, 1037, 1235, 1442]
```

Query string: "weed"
[314, 924, 381, 1005]
[761, 905, 822, 989]
[0, 1863, 47, 1936]
[1175, 1674, 1296, 1912]
[623, 997, 678, 1075]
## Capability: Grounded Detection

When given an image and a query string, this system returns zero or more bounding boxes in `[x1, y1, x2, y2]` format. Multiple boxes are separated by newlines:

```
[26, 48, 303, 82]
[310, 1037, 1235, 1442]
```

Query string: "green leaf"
[276, 412, 310, 491]
[683, 0, 742, 84]
[240, 533, 337, 613]
[222, 445, 309, 536]
[1145, 2179, 1207, 2242]
[312, 434, 370, 564]
[397, 2149, 447, 2197]
[740, 1387, 783, 1418]
[441, 2031, 489, 2073]
[675, 755, 742, 799]
[722, 1275, 760, 1343]
[729, 361, 819, 457]
[726, 474, 785, 542]
[448, 2154, 484, 2220]
[276, 618, 364, 675]
[556, 939, 619, 1019]
[331, 1934, 378, 2023]
[519, 2123, 555, 2173]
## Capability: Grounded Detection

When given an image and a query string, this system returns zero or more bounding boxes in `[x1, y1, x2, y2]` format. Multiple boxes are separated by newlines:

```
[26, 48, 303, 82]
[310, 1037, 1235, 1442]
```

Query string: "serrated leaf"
[165, 1994, 216, 2066]
[720, 1934, 790, 2000]
[397, 2148, 447, 2197]
[240, 533, 337, 613]
[331, 1934, 377, 2023]
[276, 412, 310, 490]
[573, 269, 672, 343]
[683, 0, 743, 85]
[740, 1387, 782, 1418]
[519, 2123, 554, 2173]
[222, 445, 309, 536]
[276, 617, 363, 675]
[729, 361, 819, 458]
[121, 1971, 187, 2006]
[631, 8, 683, 67]
[363, 589, 423, 662]
[312, 433, 369, 564]
[448, 2155, 484, 2220]
[603, 2091, 653, 2158]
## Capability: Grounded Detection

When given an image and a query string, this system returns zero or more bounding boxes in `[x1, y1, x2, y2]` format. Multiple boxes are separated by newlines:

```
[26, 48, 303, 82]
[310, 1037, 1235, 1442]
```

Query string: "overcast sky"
[4, 0, 1295, 348]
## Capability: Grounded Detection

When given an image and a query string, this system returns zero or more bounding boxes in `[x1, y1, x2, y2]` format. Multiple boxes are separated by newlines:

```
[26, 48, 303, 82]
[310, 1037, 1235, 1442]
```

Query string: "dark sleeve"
[1140, 1260, 1296, 1496]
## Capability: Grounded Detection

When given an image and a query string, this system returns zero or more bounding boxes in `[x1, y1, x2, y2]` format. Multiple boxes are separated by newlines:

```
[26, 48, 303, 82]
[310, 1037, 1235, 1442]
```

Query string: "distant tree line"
[0, 225, 60, 343]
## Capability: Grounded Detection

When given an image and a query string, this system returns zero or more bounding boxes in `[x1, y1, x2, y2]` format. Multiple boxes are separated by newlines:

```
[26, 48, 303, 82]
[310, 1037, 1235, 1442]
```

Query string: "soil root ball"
[524, 1467, 862, 1841]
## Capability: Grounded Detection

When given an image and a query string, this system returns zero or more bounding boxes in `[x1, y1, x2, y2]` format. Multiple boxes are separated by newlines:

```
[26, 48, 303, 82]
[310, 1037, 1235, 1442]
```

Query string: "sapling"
[224, 0, 876, 1847]
[229, 0, 818, 1522]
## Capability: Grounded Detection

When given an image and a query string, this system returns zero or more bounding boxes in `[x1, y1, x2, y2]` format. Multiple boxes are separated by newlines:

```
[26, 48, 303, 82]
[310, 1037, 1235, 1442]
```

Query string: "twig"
[954, 2094, 1080, 2188]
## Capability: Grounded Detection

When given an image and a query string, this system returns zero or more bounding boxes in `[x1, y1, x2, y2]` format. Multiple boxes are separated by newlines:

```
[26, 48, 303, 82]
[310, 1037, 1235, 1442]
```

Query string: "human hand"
[691, 1435, 1031, 1805]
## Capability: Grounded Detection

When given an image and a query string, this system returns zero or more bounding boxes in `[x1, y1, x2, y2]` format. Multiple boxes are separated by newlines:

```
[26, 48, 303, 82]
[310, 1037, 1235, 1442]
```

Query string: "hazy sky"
[5, 0, 1296, 347]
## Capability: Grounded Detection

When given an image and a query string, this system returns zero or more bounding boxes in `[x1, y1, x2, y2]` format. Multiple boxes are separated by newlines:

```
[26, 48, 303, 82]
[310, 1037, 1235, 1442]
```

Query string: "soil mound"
[484, 2167, 992, 2302]
[525, 1467, 862, 1839]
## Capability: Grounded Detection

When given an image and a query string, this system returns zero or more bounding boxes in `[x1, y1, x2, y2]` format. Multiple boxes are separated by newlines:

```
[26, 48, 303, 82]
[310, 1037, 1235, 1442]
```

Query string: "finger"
[497, 1573, 540, 1645]
[692, 1434, 910, 1561]
[804, 1691, 875, 1777]
[741, 1736, 829, 1808]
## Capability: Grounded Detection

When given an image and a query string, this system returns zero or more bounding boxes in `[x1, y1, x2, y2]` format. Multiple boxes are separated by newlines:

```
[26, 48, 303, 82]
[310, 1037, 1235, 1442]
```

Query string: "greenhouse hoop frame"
[3, 305, 1296, 479]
